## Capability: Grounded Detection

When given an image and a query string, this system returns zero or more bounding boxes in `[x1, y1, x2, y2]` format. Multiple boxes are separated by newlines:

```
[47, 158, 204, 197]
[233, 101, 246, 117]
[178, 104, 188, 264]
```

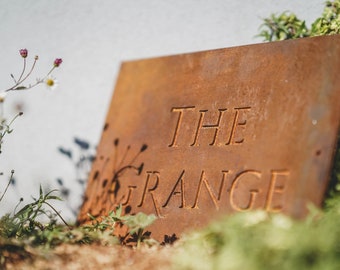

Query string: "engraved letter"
[230, 170, 261, 211]
[162, 170, 186, 208]
[265, 170, 289, 212]
[225, 106, 251, 145]
[120, 185, 137, 205]
[192, 170, 230, 210]
[191, 109, 227, 146]
[168, 106, 195, 147]
[138, 171, 162, 217]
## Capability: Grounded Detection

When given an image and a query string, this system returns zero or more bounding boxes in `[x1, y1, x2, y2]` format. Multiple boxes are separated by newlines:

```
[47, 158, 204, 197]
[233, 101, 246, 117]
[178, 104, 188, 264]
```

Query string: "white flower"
[44, 76, 58, 90]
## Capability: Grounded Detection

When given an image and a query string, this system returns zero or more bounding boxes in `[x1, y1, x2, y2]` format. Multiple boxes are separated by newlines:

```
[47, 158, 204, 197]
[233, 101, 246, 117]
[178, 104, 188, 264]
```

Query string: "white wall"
[0, 0, 324, 221]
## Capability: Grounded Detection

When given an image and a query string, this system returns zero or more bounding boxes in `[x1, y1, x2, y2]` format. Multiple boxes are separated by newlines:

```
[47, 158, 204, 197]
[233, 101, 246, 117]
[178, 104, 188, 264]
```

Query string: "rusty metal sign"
[78, 35, 340, 242]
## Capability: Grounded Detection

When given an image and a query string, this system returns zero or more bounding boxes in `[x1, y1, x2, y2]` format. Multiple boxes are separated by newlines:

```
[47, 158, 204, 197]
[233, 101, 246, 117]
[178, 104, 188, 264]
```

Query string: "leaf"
[39, 185, 43, 197]
[15, 203, 31, 218]
[46, 195, 63, 201]
[123, 212, 157, 233]
[14, 86, 27, 90]
[44, 189, 59, 198]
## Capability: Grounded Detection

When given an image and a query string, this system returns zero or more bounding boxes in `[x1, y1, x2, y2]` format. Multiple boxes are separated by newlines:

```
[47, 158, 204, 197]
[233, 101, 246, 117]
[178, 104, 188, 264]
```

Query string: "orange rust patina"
[78, 35, 340, 242]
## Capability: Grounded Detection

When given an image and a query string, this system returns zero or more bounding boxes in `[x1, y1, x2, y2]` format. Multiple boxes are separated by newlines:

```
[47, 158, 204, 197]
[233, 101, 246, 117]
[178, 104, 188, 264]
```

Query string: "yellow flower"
[44, 76, 58, 90]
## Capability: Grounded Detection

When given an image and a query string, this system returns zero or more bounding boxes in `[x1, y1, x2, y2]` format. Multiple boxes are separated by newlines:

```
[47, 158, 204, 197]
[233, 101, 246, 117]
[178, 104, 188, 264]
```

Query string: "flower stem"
[17, 58, 27, 84]
[0, 170, 15, 202]
[5, 57, 38, 92]
[137, 228, 143, 249]
[44, 200, 72, 229]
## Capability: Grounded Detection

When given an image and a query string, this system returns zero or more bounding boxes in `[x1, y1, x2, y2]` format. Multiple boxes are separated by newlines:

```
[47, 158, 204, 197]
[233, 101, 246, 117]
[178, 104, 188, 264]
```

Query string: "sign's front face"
[78, 35, 340, 241]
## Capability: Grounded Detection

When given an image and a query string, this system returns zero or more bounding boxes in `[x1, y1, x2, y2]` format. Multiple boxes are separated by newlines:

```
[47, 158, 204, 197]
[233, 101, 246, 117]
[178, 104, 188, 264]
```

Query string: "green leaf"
[123, 212, 157, 232]
[14, 86, 27, 90]
[116, 205, 122, 218]
[46, 195, 62, 201]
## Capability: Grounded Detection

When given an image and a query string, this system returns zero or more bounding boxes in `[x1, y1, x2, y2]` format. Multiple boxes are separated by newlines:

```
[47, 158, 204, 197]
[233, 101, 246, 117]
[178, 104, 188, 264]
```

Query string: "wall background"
[0, 0, 324, 220]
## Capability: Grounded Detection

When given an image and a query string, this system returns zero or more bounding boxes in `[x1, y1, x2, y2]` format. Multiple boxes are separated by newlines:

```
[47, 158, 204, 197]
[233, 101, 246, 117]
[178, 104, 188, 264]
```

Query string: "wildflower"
[19, 48, 28, 58]
[53, 58, 62, 67]
[44, 76, 58, 90]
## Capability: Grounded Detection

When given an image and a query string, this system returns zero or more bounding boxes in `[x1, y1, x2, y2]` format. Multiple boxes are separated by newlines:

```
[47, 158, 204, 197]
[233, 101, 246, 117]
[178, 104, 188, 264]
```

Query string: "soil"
[4, 244, 175, 270]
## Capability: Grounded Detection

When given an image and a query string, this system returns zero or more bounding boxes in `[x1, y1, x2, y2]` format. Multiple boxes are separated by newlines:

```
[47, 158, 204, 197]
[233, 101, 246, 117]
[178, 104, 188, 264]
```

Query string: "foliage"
[0, 50, 65, 260]
[173, 140, 340, 270]
[86, 205, 157, 248]
[1, 186, 69, 238]
[122, 211, 158, 248]
[258, 12, 309, 41]
[0, 201, 157, 266]
[173, 204, 340, 270]
[258, 0, 340, 41]
[311, 0, 340, 35]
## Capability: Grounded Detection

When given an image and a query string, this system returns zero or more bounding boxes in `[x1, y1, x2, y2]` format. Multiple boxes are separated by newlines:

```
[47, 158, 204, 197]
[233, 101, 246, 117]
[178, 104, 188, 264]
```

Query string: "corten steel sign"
[78, 35, 340, 241]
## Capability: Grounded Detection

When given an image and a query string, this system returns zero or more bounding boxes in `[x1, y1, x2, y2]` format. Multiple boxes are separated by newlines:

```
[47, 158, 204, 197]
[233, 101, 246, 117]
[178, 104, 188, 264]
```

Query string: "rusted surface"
[78, 35, 340, 242]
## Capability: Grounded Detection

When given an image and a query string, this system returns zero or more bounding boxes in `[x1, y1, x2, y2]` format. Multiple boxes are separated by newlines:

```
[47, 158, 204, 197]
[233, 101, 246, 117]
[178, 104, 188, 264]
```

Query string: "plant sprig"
[4, 49, 62, 92]
[257, 0, 340, 41]
[3, 186, 70, 238]
[85, 205, 157, 248]
[0, 112, 23, 154]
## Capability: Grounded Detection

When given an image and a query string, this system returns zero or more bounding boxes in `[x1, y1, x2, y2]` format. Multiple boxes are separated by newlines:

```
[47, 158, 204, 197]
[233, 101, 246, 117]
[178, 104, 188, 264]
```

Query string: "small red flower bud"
[19, 48, 28, 58]
[54, 58, 63, 67]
